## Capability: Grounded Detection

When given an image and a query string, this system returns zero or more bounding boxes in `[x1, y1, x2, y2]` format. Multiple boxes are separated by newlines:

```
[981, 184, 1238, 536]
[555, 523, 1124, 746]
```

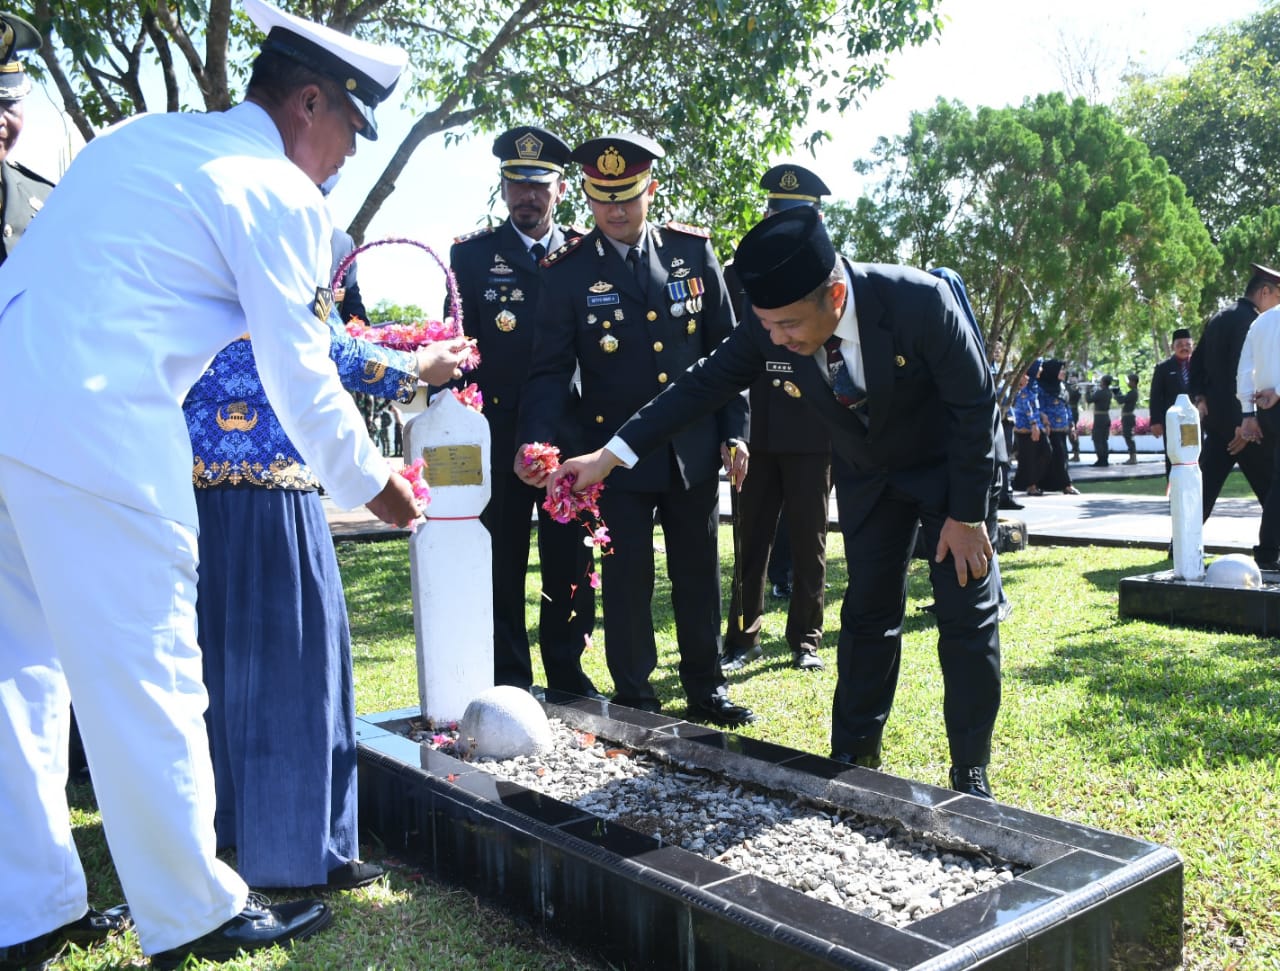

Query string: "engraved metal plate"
[422, 445, 483, 486]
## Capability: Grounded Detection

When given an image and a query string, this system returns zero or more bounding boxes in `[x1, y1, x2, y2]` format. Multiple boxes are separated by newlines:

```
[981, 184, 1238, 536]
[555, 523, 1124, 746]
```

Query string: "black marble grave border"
[357, 698, 1182, 970]
[1119, 569, 1280, 635]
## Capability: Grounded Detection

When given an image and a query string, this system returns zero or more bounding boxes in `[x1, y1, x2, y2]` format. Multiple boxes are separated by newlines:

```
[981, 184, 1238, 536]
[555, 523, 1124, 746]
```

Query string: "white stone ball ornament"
[1202, 553, 1262, 589]
[456, 685, 553, 759]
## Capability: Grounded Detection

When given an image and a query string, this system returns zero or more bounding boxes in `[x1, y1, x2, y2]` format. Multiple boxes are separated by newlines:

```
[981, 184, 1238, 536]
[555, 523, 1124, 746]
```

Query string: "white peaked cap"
[244, 0, 407, 141]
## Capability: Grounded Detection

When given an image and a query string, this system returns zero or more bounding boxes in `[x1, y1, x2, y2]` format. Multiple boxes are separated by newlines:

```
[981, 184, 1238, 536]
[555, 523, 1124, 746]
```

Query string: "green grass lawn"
[1075, 467, 1257, 498]
[51, 531, 1279, 970]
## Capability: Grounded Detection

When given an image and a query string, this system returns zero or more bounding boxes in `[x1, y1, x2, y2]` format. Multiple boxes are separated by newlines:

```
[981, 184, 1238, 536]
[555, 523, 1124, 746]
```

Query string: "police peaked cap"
[572, 132, 665, 203]
[0, 11, 40, 100]
[760, 163, 831, 210]
[493, 126, 571, 184]
[733, 206, 837, 310]
[244, 0, 407, 141]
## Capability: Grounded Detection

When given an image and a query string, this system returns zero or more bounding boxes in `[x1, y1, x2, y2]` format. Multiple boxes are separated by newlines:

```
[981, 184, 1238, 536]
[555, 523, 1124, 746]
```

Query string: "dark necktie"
[824, 334, 865, 412]
[1179, 360, 1190, 387]
[626, 246, 646, 296]
[529, 242, 546, 264]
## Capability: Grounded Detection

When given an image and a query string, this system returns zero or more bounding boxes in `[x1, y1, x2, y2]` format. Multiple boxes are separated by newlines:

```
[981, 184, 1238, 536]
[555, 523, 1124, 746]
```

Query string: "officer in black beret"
[448, 126, 601, 699]
[546, 207, 1002, 798]
[516, 131, 754, 728]
[722, 164, 833, 672]
[0, 11, 55, 266]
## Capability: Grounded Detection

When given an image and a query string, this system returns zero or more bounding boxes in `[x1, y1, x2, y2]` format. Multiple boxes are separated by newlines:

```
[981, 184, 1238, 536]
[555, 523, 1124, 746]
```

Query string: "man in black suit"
[1149, 328, 1195, 451]
[722, 164, 832, 672]
[1188, 264, 1280, 519]
[516, 132, 753, 727]
[450, 126, 597, 697]
[549, 208, 1001, 798]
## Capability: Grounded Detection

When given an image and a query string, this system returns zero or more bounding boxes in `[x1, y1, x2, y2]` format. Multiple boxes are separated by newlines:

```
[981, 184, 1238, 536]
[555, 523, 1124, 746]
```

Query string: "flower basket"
[334, 236, 467, 354]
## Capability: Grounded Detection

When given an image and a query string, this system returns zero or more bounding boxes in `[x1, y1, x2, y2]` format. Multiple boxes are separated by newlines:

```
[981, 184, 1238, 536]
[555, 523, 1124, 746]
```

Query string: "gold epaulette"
[664, 220, 711, 238]
[452, 225, 498, 245]
[541, 234, 586, 267]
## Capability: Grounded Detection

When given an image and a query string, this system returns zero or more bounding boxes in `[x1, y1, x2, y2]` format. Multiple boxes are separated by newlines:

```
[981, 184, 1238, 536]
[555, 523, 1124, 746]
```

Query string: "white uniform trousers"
[0, 456, 247, 953]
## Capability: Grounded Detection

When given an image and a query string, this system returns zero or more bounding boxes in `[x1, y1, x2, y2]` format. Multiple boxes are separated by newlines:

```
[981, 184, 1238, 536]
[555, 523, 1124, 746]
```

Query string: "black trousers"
[484, 408, 596, 694]
[597, 459, 727, 707]
[1198, 426, 1274, 522]
[726, 448, 830, 653]
[1252, 411, 1280, 559]
[1091, 412, 1111, 463]
[830, 472, 1001, 767]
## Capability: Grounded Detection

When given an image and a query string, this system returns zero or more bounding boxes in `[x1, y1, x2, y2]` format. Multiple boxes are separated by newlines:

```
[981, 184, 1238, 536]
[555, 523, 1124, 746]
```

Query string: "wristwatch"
[958, 520, 986, 529]
[1242, 411, 1257, 419]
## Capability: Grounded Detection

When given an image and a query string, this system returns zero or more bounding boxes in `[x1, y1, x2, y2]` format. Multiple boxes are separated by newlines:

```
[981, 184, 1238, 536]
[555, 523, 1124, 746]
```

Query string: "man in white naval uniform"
[0, 2, 466, 967]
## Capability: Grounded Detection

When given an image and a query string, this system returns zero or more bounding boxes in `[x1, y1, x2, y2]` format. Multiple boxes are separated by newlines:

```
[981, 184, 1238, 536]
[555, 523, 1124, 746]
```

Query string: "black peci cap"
[733, 206, 837, 310]
[1172, 328, 1192, 341]
[493, 126, 571, 184]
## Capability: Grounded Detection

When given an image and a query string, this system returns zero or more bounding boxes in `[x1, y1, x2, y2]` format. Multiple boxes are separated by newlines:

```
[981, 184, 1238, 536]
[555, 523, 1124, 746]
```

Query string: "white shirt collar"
[511, 223, 553, 253]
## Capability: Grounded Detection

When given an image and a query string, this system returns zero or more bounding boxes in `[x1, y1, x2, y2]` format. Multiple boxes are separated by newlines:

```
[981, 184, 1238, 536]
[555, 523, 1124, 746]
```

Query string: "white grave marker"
[404, 390, 494, 723]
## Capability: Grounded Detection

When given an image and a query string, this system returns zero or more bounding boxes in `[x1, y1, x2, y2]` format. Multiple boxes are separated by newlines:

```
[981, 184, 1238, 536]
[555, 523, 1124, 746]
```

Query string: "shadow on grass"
[1014, 629, 1279, 767]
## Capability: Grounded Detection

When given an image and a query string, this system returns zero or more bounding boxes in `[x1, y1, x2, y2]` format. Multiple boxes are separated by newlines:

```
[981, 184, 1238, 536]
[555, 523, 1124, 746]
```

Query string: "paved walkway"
[325, 450, 1264, 555]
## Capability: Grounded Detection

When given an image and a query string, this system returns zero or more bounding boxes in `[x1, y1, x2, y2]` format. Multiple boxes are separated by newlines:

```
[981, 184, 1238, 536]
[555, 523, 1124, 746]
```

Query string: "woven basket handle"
[330, 236, 463, 332]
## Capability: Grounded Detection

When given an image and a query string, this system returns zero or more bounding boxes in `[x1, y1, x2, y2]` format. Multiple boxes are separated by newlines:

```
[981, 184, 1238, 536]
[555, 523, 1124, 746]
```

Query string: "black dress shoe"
[149, 897, 332, 969]
[325, 860, 384, 891]
[61, 904, 131, 946]
[1, 905, 132, 970]
[829, 751, 881, 769]
[770, 582, 792, 599]
[1, 932, 61, 971]
[721, 642, 762, 671]
[686, 694, 757, 728]
[948, 764, 995, 799]
[792, 648, 824, 670]
[997, 496, 1024, 510]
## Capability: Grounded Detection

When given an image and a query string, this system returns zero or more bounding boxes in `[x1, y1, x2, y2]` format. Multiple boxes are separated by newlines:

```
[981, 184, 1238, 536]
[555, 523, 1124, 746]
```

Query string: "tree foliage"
[1116, 2, 1280, 311]
[850, 94, 1219, 403]
[20, 0, 942, 246]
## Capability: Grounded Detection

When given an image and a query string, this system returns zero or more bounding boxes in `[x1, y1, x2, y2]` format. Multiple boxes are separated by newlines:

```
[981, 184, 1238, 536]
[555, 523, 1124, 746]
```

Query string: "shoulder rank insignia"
[664, 220, 711, 239]
[542, 234, 585, 266]
[311, 286, 334, 322]
[452, 225, 498, 245]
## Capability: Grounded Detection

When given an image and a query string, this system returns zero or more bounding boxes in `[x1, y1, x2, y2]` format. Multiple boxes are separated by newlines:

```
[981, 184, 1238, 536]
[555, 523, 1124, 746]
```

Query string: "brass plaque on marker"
[421, 445, 483, 486]
[1180, 425, 1199, 447]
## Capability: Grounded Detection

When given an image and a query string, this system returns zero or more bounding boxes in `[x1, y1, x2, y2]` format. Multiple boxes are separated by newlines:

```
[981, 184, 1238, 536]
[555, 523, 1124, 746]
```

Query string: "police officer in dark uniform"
[723, 164, 832, 672]
[449, 126, 598, 697]
[0, 12, 55, 266]
[516, 132, 754, 727]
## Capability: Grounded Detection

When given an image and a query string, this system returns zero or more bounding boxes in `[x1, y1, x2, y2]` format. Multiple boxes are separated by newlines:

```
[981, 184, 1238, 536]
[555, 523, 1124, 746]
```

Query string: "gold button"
[492, 395, 500, 405]
[658, 372, 669, 384]
[772, 378, 781, 387]
[603, 321, 612, 329]
[595, 415, 604, 423]
[646, 310, 658, 321]
[653, 341, 663, 352]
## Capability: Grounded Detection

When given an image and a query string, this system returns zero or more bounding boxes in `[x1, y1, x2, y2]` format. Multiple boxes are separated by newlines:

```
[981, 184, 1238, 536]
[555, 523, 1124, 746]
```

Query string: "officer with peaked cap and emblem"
[722, 163, 833, 673]
[516, 131, 755, 728]
[546, 207, 1002, 799]
[1189, 262, 1280, 530]
[0, 11, 55, 266]
[0, 1, 420, 966]
[448, 126, 600, 700]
